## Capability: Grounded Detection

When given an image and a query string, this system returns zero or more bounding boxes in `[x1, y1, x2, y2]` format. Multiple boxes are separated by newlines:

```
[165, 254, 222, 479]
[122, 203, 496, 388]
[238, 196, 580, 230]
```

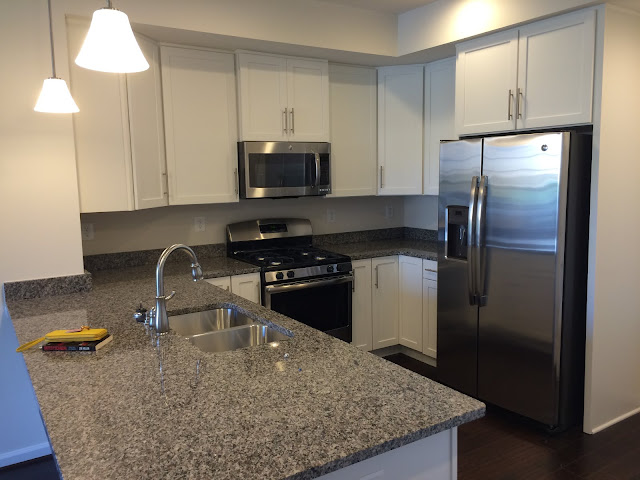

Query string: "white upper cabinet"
[423, 58, 455, 196]
[127, 34, 168, 210]
[68, 19, 167, 213]
[455, 8, 596, 136]
[329, 64, 377, 197]
[377, 65, 424, 196]
[516, 9, 596, 130]
[161, 46, 239, 205]
[455, 29, 519, 136]
[237, 53, 329, 142]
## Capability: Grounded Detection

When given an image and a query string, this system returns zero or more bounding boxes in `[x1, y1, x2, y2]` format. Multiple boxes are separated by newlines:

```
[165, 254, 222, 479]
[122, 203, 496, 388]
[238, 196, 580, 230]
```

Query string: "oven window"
[248, 153, 316, 188]
[269, 280, 351, 334]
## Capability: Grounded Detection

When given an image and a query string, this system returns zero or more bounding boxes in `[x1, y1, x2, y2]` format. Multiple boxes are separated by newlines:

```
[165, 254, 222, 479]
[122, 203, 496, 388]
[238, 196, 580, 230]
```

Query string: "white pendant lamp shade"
[34, 77, 80, 113]
[75, 8, 149, 73]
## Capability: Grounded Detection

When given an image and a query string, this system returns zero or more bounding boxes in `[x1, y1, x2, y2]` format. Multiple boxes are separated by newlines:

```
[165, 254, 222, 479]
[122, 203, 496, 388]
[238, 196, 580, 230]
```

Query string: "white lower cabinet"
[352, 259, 373, 351]
[422, 260, 438, 359]
[399, 256, 423, 351]
[371, 256, 400, 349]
[231, 273, 261, 304]
[353, 256, 437, 357]
[205, 273, 260, 304]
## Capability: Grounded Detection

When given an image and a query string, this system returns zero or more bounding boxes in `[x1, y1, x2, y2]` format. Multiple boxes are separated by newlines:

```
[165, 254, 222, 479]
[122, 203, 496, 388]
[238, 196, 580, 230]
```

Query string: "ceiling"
[315, 0, 438, 14]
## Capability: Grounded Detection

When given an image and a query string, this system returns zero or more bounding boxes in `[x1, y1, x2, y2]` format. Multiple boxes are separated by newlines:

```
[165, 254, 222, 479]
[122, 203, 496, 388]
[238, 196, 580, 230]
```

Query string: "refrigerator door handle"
[468, 176, 479, 305]
[476, 175, 488, 306]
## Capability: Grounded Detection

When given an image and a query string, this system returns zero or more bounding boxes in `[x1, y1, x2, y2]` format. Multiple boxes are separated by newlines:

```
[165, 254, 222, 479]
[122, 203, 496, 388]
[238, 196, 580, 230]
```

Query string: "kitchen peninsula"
[7, 258, 483, 480]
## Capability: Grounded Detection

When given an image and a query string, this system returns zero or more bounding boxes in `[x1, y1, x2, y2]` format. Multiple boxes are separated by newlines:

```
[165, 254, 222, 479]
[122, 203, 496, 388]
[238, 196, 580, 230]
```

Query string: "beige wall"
[583, 4, 640, 434]
[398, 0, 598, 56]
[81, 196, 406, 255]
[0, 1, 84, 285]
[403, 196, 438, 231]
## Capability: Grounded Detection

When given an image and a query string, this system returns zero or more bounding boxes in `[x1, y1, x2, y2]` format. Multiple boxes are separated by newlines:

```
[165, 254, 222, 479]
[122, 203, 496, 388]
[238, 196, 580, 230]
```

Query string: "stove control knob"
[276, 272, 284, 280]
[287, 271, 295, 278]
[327, 265, 334, 273]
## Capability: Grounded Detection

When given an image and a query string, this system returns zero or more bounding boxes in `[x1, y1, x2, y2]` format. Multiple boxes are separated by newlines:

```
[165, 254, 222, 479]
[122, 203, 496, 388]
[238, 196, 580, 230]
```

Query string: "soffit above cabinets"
[315, 0, 439, 14]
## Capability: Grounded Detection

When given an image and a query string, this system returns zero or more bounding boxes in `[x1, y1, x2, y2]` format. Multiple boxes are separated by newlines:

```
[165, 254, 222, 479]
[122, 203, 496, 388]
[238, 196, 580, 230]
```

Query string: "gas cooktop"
[234, 246, 349, 270]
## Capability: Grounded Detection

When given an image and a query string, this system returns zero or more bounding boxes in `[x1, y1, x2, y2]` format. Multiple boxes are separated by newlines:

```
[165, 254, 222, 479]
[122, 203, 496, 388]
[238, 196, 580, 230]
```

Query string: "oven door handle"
[265, 275, 353, 295]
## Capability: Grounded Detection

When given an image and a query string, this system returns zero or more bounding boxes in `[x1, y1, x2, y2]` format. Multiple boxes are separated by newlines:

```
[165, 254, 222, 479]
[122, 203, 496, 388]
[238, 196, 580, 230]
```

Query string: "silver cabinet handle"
[379, 166, 384, 189]
[375, 265, 379, 289]
[352, 272, 355, 292]
[424, 268, 437, 273]
[233, 168, 239, 195]
[476, 175, 488, 306]
[508, 89, 514, 120]
[468, 176, 479, 305]
[290, 107, 295, 135]
[517, 88, 523, 119]
[162, 171, 168, 197]
[283, 108, 288, 134]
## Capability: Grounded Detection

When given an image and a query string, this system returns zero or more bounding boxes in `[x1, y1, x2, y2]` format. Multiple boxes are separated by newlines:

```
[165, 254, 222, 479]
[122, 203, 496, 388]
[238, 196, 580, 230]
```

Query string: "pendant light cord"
[46, 0, 56, 77]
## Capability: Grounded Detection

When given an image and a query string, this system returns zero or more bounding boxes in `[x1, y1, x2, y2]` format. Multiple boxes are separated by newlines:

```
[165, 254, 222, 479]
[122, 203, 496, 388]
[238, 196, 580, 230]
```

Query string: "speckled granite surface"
[3, 272, 92, 301]
[325, 239, 438, 262]
[8, 264, 483, 480]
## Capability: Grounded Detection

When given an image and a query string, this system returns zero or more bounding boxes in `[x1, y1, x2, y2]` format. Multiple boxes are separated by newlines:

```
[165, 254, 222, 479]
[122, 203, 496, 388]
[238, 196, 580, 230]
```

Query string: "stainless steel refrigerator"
[437, 131, 591, 430]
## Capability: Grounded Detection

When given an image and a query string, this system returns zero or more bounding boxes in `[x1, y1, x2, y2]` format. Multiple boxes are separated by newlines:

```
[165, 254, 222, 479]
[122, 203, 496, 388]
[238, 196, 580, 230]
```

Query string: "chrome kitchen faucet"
[149, 244, 204, 334]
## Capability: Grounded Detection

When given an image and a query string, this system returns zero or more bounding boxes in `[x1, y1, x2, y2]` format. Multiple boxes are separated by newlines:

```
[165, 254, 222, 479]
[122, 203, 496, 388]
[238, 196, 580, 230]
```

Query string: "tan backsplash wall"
[81, 196, 408, 255]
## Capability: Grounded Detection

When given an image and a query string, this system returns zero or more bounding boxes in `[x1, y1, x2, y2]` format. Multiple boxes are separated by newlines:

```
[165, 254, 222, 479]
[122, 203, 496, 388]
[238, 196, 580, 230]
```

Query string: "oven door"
[238, 142, 331, 198]
[264, 274, 352, 342]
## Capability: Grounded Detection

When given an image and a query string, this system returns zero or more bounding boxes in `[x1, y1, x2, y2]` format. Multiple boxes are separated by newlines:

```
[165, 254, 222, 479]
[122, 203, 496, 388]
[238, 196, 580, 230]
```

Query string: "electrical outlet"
[385, 205, 394, 219]
[326, 209, 336, 223]
[194, 217, 206, 232]
[81, 223, 94, 241]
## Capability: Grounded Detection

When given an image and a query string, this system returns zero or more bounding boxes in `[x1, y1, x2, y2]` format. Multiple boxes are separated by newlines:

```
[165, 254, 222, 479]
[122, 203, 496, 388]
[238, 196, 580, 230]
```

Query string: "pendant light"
[34, 0, 79, 113]
[75, 0, 149, 73]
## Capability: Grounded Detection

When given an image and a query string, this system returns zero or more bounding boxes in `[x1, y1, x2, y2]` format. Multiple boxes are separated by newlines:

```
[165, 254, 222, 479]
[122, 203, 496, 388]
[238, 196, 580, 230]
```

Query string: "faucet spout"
[152, 244, 203, 334]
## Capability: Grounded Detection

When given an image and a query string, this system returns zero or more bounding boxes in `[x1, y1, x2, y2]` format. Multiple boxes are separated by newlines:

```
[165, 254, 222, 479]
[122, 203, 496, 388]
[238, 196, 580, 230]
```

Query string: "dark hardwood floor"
[384, 353, 640, 480]
[3, 354, 639, 479]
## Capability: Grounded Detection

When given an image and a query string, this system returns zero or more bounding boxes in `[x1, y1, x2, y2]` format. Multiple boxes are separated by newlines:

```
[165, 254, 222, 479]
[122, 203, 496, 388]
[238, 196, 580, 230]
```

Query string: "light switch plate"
[326, 209, 336, 223]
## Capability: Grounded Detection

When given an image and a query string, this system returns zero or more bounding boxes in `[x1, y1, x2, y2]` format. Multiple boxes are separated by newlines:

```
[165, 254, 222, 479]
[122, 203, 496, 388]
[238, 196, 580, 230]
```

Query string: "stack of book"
[42, 331, 113, 352]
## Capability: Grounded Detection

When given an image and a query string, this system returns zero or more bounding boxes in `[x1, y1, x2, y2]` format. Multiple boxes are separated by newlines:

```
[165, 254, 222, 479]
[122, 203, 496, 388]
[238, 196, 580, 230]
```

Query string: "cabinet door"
[423, 58, 455, 196]
[372, 256, 399, 349]
[204, 276, 231, 292]
[236, 53, 288, 141]
[286, 58, 330, 142]
[231, 273, 261, 304]
[399, 256, 423, 351]
[423, 278, 438, 359]
[352, 259, 373, 351]
[377, 66, 423, 195]
[329, 65, 377, 197]
[127, 34, 168, 210]
[455, 29, 519, 136]
[517, 9, 595, 130]
[422, 259, 438, 358]
[161, 47, 238, 205]
[67, 18, 134, 213]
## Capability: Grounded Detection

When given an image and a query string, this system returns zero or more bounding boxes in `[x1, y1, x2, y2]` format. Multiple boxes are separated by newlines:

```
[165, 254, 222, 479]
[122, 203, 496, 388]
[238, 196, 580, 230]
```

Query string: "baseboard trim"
[0, 443, 52, 469]
[586, 405, 640, 434]
[372, 345, 437, 367]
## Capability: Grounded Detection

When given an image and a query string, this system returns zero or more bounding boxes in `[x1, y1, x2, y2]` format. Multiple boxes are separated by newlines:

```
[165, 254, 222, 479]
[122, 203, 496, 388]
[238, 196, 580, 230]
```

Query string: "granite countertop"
[322, 239, 438, 262]
[8, 258, 483, 480]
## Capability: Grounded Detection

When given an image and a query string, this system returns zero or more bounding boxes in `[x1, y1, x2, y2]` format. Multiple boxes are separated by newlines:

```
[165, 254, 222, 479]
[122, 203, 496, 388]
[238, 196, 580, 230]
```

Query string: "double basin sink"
[169, 307, 290, 353]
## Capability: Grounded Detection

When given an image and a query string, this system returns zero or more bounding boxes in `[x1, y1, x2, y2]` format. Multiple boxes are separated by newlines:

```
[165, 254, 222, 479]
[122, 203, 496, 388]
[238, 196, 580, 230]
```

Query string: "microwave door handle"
[314, 152, 320, 188]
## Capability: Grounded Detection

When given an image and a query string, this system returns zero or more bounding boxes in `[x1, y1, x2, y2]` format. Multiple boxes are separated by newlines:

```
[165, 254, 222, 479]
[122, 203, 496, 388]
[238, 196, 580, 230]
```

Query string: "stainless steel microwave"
[237, 142, 331, 199]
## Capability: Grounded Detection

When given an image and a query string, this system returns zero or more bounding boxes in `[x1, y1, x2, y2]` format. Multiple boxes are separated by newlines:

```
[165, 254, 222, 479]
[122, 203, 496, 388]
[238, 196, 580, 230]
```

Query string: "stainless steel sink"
[188, 324, 289, 353]
[169, 308, 254, 337]
[168, 308, 290, 353]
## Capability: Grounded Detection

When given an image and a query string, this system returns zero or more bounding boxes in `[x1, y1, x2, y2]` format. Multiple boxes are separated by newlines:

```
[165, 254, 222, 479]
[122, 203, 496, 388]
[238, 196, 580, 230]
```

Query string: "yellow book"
[16, 326, 108, 352]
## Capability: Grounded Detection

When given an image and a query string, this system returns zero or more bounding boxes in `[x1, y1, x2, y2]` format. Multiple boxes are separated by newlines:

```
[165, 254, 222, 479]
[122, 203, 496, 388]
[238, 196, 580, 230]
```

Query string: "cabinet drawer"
[423, 259, 438, 281]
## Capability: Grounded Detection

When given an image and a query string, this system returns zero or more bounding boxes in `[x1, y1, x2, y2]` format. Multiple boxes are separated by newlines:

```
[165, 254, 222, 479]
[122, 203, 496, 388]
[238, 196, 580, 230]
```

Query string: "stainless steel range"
[227, 219, 353, 342]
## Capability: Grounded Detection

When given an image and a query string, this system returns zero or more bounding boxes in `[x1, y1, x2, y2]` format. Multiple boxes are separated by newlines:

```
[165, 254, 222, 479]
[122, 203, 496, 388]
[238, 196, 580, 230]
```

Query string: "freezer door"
[478, 132, 568, 426]
[437, 139, 482, 397]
